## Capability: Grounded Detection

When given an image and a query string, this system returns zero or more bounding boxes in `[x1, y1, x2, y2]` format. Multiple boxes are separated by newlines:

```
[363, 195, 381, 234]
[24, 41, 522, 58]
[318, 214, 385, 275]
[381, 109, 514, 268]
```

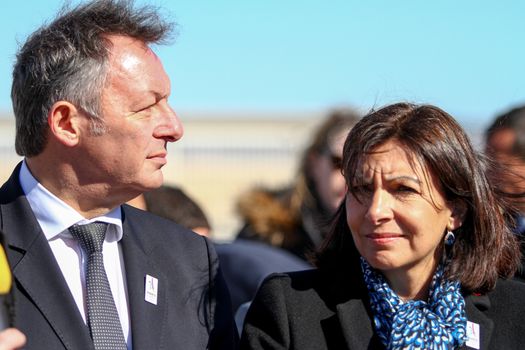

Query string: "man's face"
[487, 128, 525, 212]
[77, 35, 183, 198]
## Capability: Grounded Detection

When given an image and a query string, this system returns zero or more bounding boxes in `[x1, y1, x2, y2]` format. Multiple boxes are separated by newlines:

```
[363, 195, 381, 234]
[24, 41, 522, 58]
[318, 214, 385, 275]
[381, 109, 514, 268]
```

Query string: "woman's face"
[346, 139, 461, 285]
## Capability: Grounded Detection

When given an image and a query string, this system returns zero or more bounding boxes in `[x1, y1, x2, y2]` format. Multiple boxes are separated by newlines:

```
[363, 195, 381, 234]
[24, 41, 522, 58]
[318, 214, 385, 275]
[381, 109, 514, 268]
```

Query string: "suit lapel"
[336, 298, 375, 350]
[121, 208, 167, 350]
[0, 166, 93, 350]
[335, 292, 494, 350]
[464, 294, 494, 350]
[329, 268, 377, 350]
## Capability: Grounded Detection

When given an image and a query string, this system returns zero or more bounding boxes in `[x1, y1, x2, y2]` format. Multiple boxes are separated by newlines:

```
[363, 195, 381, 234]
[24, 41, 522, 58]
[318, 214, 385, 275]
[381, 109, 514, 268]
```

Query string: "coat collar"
[1, 163, 94, 350]
[120, 205, 168, 350]
[336, 298, 376, 349]
[464, 293, 494, 350]
[328, 265, 382, 349]
[328, 265, 495, 350]
[1, 165, 171, 350]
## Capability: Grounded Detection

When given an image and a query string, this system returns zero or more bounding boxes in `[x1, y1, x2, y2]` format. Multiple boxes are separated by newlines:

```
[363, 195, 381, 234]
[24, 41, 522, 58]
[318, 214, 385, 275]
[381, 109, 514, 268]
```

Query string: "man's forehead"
[106, 34, 155, 58]
[105, 35, 161, 75]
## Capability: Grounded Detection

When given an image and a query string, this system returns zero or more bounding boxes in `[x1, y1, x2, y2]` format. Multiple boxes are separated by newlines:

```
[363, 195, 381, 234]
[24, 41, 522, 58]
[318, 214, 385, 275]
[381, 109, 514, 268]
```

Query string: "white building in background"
[0, 110, 486, 241]
[0, 111, 327, 241]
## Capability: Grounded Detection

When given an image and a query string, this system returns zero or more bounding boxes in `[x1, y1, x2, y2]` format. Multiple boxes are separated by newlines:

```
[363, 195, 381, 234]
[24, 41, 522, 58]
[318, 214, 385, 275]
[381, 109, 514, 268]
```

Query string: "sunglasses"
[330, 155, 343, 170]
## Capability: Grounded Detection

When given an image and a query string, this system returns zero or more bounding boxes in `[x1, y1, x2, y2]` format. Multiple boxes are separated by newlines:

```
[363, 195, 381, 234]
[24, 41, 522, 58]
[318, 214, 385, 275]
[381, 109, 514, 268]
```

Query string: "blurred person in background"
[485, 104, 525, 280]
[241, 103, 524, 349]
[129, 185, 211, 237]
[129, 185, 310, 331]
[236, 109, 361, 261]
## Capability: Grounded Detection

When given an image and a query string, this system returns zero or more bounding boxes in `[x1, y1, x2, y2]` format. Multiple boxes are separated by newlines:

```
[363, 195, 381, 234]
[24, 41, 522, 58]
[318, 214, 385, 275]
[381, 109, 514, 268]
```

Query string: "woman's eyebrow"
[384, 175, 421, 184]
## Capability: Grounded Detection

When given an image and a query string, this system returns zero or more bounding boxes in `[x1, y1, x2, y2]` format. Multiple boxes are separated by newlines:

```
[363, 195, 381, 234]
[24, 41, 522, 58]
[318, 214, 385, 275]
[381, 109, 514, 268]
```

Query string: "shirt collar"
[19, 160, 123, 241]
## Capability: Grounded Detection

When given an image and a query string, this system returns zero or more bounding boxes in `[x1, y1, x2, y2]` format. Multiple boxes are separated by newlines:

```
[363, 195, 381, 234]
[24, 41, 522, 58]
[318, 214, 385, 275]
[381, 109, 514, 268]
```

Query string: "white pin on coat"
[145, 274, 158, 305]
[466, 320, 480, 349]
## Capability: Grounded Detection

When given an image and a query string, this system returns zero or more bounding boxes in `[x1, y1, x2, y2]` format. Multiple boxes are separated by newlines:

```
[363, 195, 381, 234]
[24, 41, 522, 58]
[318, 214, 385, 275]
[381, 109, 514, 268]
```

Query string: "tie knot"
[69, 222, 108, 255]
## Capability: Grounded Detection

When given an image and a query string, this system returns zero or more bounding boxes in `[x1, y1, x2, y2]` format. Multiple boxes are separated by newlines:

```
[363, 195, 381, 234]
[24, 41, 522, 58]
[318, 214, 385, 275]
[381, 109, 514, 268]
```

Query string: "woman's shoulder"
[256, 269, 332, 302]
[260, 269, 321, 291]
[257, 268, 363, 305]
[469, 278, 525, 315]
[464, 278, 525, 348]
[491, 277, 525, 295]
[466, 278, 525, 302]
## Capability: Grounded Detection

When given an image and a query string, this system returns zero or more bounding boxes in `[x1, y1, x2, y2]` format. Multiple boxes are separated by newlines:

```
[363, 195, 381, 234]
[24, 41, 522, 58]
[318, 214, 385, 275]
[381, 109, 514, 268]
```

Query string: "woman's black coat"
[240, 267, 525, 349]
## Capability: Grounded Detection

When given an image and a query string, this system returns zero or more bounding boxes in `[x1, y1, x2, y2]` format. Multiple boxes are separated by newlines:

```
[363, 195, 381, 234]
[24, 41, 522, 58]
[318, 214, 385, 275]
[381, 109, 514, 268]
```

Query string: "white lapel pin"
[466, 320, 480, 349]
[145, 274, 158, 305]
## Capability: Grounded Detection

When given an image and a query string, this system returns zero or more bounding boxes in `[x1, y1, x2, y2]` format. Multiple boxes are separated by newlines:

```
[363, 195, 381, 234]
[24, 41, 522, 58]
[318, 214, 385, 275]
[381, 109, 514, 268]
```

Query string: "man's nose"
[154, 101, 183, 142]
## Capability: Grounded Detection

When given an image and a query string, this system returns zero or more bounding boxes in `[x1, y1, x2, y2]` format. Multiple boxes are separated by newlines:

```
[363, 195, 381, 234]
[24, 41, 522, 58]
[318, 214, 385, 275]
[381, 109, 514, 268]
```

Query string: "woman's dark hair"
[315, 102, 521, 294]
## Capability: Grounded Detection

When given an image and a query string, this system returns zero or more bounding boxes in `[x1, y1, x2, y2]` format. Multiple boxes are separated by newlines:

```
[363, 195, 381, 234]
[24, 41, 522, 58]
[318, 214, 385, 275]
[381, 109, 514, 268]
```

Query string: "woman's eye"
[397, 185, 417, 193]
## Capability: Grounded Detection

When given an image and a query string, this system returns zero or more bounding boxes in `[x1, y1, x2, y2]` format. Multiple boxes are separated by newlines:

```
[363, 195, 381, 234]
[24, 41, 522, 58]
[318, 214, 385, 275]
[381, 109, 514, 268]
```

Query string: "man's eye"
[135, 104, 155, 113]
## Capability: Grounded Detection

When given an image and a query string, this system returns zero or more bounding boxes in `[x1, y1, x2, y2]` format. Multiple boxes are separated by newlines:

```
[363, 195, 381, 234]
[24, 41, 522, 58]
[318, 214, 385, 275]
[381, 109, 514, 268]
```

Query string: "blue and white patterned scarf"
[361, 258, 467, 350]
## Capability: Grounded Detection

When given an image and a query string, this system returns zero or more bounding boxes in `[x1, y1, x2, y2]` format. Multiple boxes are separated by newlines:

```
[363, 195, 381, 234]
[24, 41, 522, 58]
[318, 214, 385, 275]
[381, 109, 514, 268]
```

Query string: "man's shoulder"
[121, 204, 216, 273]
[0, 163, 24, 204]
[215, 240, 311, 271]
[122, 204, 208, 247]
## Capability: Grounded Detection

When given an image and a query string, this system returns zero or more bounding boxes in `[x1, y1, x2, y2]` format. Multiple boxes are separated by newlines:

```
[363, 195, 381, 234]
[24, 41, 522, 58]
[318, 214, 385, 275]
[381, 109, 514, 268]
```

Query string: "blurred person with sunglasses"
[236, 109, 361, 262]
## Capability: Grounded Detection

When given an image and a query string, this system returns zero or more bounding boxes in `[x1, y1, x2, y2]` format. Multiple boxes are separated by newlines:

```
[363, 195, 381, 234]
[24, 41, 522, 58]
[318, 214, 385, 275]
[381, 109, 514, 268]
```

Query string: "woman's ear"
[448, 200, 467, 231]
[47, 101, 82, 147]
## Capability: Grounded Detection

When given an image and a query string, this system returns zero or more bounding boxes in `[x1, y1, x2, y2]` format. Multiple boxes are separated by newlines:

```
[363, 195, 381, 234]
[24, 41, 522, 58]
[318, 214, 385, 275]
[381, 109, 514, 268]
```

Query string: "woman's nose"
[364, 189, 393, 224]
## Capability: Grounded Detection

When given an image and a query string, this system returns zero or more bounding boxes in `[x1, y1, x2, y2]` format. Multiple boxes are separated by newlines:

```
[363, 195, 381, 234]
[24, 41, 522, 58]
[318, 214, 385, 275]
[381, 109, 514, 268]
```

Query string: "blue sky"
[1, 0, 524, 126]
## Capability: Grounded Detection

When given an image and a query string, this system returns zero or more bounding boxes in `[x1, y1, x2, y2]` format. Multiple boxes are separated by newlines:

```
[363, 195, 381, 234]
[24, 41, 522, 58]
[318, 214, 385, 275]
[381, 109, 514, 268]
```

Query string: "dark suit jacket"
[240, 268, 525, 350]
[0, 164, 238, 350]
[215, 239, 311, 312]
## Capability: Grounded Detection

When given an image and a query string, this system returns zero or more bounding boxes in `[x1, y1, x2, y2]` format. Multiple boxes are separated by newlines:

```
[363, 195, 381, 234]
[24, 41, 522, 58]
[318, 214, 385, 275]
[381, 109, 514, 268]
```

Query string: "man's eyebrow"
[131, 91, 168, 109]
[151, 90, 169, 99]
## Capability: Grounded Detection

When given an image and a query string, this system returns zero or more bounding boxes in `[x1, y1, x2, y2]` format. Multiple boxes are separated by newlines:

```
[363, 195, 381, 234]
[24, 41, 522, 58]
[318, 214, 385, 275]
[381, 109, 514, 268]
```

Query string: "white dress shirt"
[19, 161, 132, 348]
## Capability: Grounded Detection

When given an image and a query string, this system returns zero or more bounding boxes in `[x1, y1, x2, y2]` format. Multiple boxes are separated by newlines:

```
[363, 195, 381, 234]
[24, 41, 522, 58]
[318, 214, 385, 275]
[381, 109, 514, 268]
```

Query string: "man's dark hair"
[12, 0, 175, 157]
[485, 105, 525, 160]
[144, 186, 211, 231]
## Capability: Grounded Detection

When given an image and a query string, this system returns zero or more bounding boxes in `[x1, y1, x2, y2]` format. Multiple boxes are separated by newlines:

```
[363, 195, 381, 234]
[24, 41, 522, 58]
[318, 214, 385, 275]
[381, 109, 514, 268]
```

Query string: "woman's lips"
[366, 233, 404, 245]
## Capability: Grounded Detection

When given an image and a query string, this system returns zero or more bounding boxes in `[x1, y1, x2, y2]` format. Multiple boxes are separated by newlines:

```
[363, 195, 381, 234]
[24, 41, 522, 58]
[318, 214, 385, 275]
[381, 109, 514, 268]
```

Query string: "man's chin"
[146, 171, 165, 188]
[134, 174, 164, 193]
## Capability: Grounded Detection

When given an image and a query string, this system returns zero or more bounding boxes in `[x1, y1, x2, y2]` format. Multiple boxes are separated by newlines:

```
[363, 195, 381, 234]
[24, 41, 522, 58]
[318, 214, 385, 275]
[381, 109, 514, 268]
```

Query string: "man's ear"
[48, 101, 83, 147]
[448, 200, 467, 231]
